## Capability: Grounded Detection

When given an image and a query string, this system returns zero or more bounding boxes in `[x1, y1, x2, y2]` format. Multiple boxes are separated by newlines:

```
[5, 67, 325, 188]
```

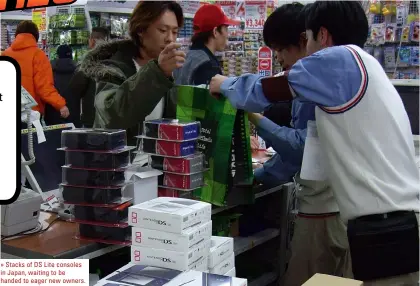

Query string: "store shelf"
[391, 79, 420, 87]
[249, 272, 278, 286]
[234, 228, 280, 256]
[212, 184, 286, 215]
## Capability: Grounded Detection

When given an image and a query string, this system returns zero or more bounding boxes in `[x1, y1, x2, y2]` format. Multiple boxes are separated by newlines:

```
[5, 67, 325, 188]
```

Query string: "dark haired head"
[305, 1, 368, 48]
[129, 1, 184, 49]
[191, 25, 225, 46]
[15, 20, 39, 42]
[91, 27, 109, 41]
[263, 2, 305, 49]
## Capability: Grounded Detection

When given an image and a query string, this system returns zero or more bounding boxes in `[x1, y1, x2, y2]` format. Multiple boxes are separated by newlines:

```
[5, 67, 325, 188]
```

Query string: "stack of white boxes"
[128, 197, 212, 271]
[208, 236, 236, 276]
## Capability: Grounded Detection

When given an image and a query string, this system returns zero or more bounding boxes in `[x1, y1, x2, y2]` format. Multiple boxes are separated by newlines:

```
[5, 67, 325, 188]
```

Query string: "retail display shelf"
[212, 184, 286, 215]
[391, 79, 420, 87]
[249, 272, 278, 286]
[234, 228, 280, 256]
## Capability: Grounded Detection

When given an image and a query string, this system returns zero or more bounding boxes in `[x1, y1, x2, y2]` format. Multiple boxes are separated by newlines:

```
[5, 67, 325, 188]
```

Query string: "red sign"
[0, 0, 76, 12]
[258, 46, 272, 77]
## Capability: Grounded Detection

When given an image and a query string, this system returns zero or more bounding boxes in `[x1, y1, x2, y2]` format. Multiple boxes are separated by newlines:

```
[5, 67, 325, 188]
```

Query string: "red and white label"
[258, 46, 273, 77]
[135, 231, 142, 243]
[131, 212, 138, 224]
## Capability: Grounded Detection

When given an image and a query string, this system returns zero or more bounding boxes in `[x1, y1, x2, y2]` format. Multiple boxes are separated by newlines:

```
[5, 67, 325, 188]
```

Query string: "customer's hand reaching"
[209, 74, 228, 96]
[60, 106, 70, 118]
[158, 43, 186, 78]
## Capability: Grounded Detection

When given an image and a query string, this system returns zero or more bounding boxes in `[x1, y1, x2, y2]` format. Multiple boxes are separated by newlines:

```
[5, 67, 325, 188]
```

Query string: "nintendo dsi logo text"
[0, 0, 76, 12]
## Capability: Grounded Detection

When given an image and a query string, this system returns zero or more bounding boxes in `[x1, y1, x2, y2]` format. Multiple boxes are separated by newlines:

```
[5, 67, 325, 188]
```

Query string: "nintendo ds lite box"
[128, 197, 211, 233]
[131, 221, 212, 252]
[131, 240, 210, 271]
[166, 270, 247, 286]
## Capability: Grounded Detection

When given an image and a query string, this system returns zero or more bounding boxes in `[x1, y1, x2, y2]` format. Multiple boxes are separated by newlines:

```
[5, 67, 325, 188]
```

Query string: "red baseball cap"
[193, 4, 241, 35]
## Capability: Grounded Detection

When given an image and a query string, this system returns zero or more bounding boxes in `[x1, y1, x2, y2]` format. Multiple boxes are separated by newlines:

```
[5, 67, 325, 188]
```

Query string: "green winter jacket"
[79, 40, 177, 145]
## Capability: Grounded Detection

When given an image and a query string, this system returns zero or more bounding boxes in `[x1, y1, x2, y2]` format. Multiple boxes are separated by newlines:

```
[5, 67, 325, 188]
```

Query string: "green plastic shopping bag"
[176, 85, 254, 206]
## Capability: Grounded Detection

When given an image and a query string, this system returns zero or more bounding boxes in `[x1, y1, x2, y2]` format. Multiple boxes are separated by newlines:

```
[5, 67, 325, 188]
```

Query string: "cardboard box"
[224, 267, 236, 277]
[190, 256, 209, 272]
[96, 262, 182, 286]
[131, 239, 210, 271]
[302, 274, 363, 286]
[124, 167, 161, 205]
[128, 197, 211, 233]
[166, 270, 247, 286]
[208, 236, 234, 268]
[132, 221, 212, 252]
[209, 254, 235, 275]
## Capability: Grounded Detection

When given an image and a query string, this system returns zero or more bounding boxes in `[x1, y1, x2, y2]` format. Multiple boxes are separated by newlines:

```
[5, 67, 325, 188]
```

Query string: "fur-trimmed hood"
[79, 39, 138, 82]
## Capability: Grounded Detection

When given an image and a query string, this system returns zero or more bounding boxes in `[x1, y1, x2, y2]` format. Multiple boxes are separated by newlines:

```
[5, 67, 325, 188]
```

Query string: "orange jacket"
[3, 33, 66, 114]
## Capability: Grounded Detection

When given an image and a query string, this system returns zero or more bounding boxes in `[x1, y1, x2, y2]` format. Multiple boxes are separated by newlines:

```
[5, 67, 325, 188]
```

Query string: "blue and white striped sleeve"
[288, 46, 368, 114]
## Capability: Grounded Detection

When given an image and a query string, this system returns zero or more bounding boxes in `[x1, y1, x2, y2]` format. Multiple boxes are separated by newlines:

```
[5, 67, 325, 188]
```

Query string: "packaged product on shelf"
[141, 138, 196, 157]
[73, 201, 131, 224]
[150, 153, 205, 173]
[401, 25, 411, 42]
[158, 172, 204, 190]
[410, 21, 419, 42]
[158, 187, 180, 198]
[61, 129, 127, 151]
[373, 47, 384, 65]
[128, 197, 211, 233]
[370, 23, 385, 45]
[208, 236, 234, 269]
[385, 24, 396, 42]
[143, 119, 201, 141]
[62, 146, 134, 169]
[62, 166, 126, 187]
[397, 46, 411, 67]
[411, 47, 419, 66]
[131, 220, 212, 251]
[384, 46, 396, 68]
[78, 224, 131, 243]
[131, 239, 210, 271]
[209, 254, 235, 275]
[61, 184, 130, 204]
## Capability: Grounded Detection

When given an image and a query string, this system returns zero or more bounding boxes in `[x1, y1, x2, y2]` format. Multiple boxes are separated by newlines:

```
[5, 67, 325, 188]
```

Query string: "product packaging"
[209, 254, 235, 275]
[61, 129, 127, 151]
[62, 146, 133, 169]
[61, 184, 128, 204]
[411, 47, 419, 66]
[384, 46, 396, 68]
[131, 239, 210, 271]
[208, 236, 234, 268]
[141, 138, 196, 157]
[143, 119, 201, 141]
[397, 46, 411, 67]
[62, 166, 126, 187]
[128, 197, 211, 233]
[385, 24, 396, 42]
[131, 221, 212, 252]
[151, 153, 205, 174]
[410, 21, 419, 42]
[166, 271, 247, 286]
[158, 172, 204, 190]
[401, 25, 411, 42]
[73, 201, 130, 223]
[370, 23, 385, 45]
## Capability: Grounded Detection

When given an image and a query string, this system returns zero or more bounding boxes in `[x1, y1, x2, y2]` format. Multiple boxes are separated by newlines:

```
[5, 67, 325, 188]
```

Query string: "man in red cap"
[172, 4, 240, 85]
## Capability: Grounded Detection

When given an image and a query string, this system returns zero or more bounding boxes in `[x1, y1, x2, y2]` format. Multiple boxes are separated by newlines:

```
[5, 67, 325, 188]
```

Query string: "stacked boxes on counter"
[139, 119, 206, 199]
[128, 197, 212, 271]
[208, 236, 235, 276]
[60, 129, 135, 245]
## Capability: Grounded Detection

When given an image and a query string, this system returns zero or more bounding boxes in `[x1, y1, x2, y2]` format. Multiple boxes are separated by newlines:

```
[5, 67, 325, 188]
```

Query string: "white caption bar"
[0, 259, 89, 286]
[0, 58, 18, 203]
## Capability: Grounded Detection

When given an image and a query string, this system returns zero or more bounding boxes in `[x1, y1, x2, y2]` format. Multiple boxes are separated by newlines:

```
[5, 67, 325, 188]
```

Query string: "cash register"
[1, 88, 74, 237]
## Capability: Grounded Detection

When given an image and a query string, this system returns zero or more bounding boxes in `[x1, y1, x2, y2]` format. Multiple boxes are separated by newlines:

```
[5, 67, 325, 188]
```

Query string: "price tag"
[0, 57, 19, 204]
[245, 0, 267, 29]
